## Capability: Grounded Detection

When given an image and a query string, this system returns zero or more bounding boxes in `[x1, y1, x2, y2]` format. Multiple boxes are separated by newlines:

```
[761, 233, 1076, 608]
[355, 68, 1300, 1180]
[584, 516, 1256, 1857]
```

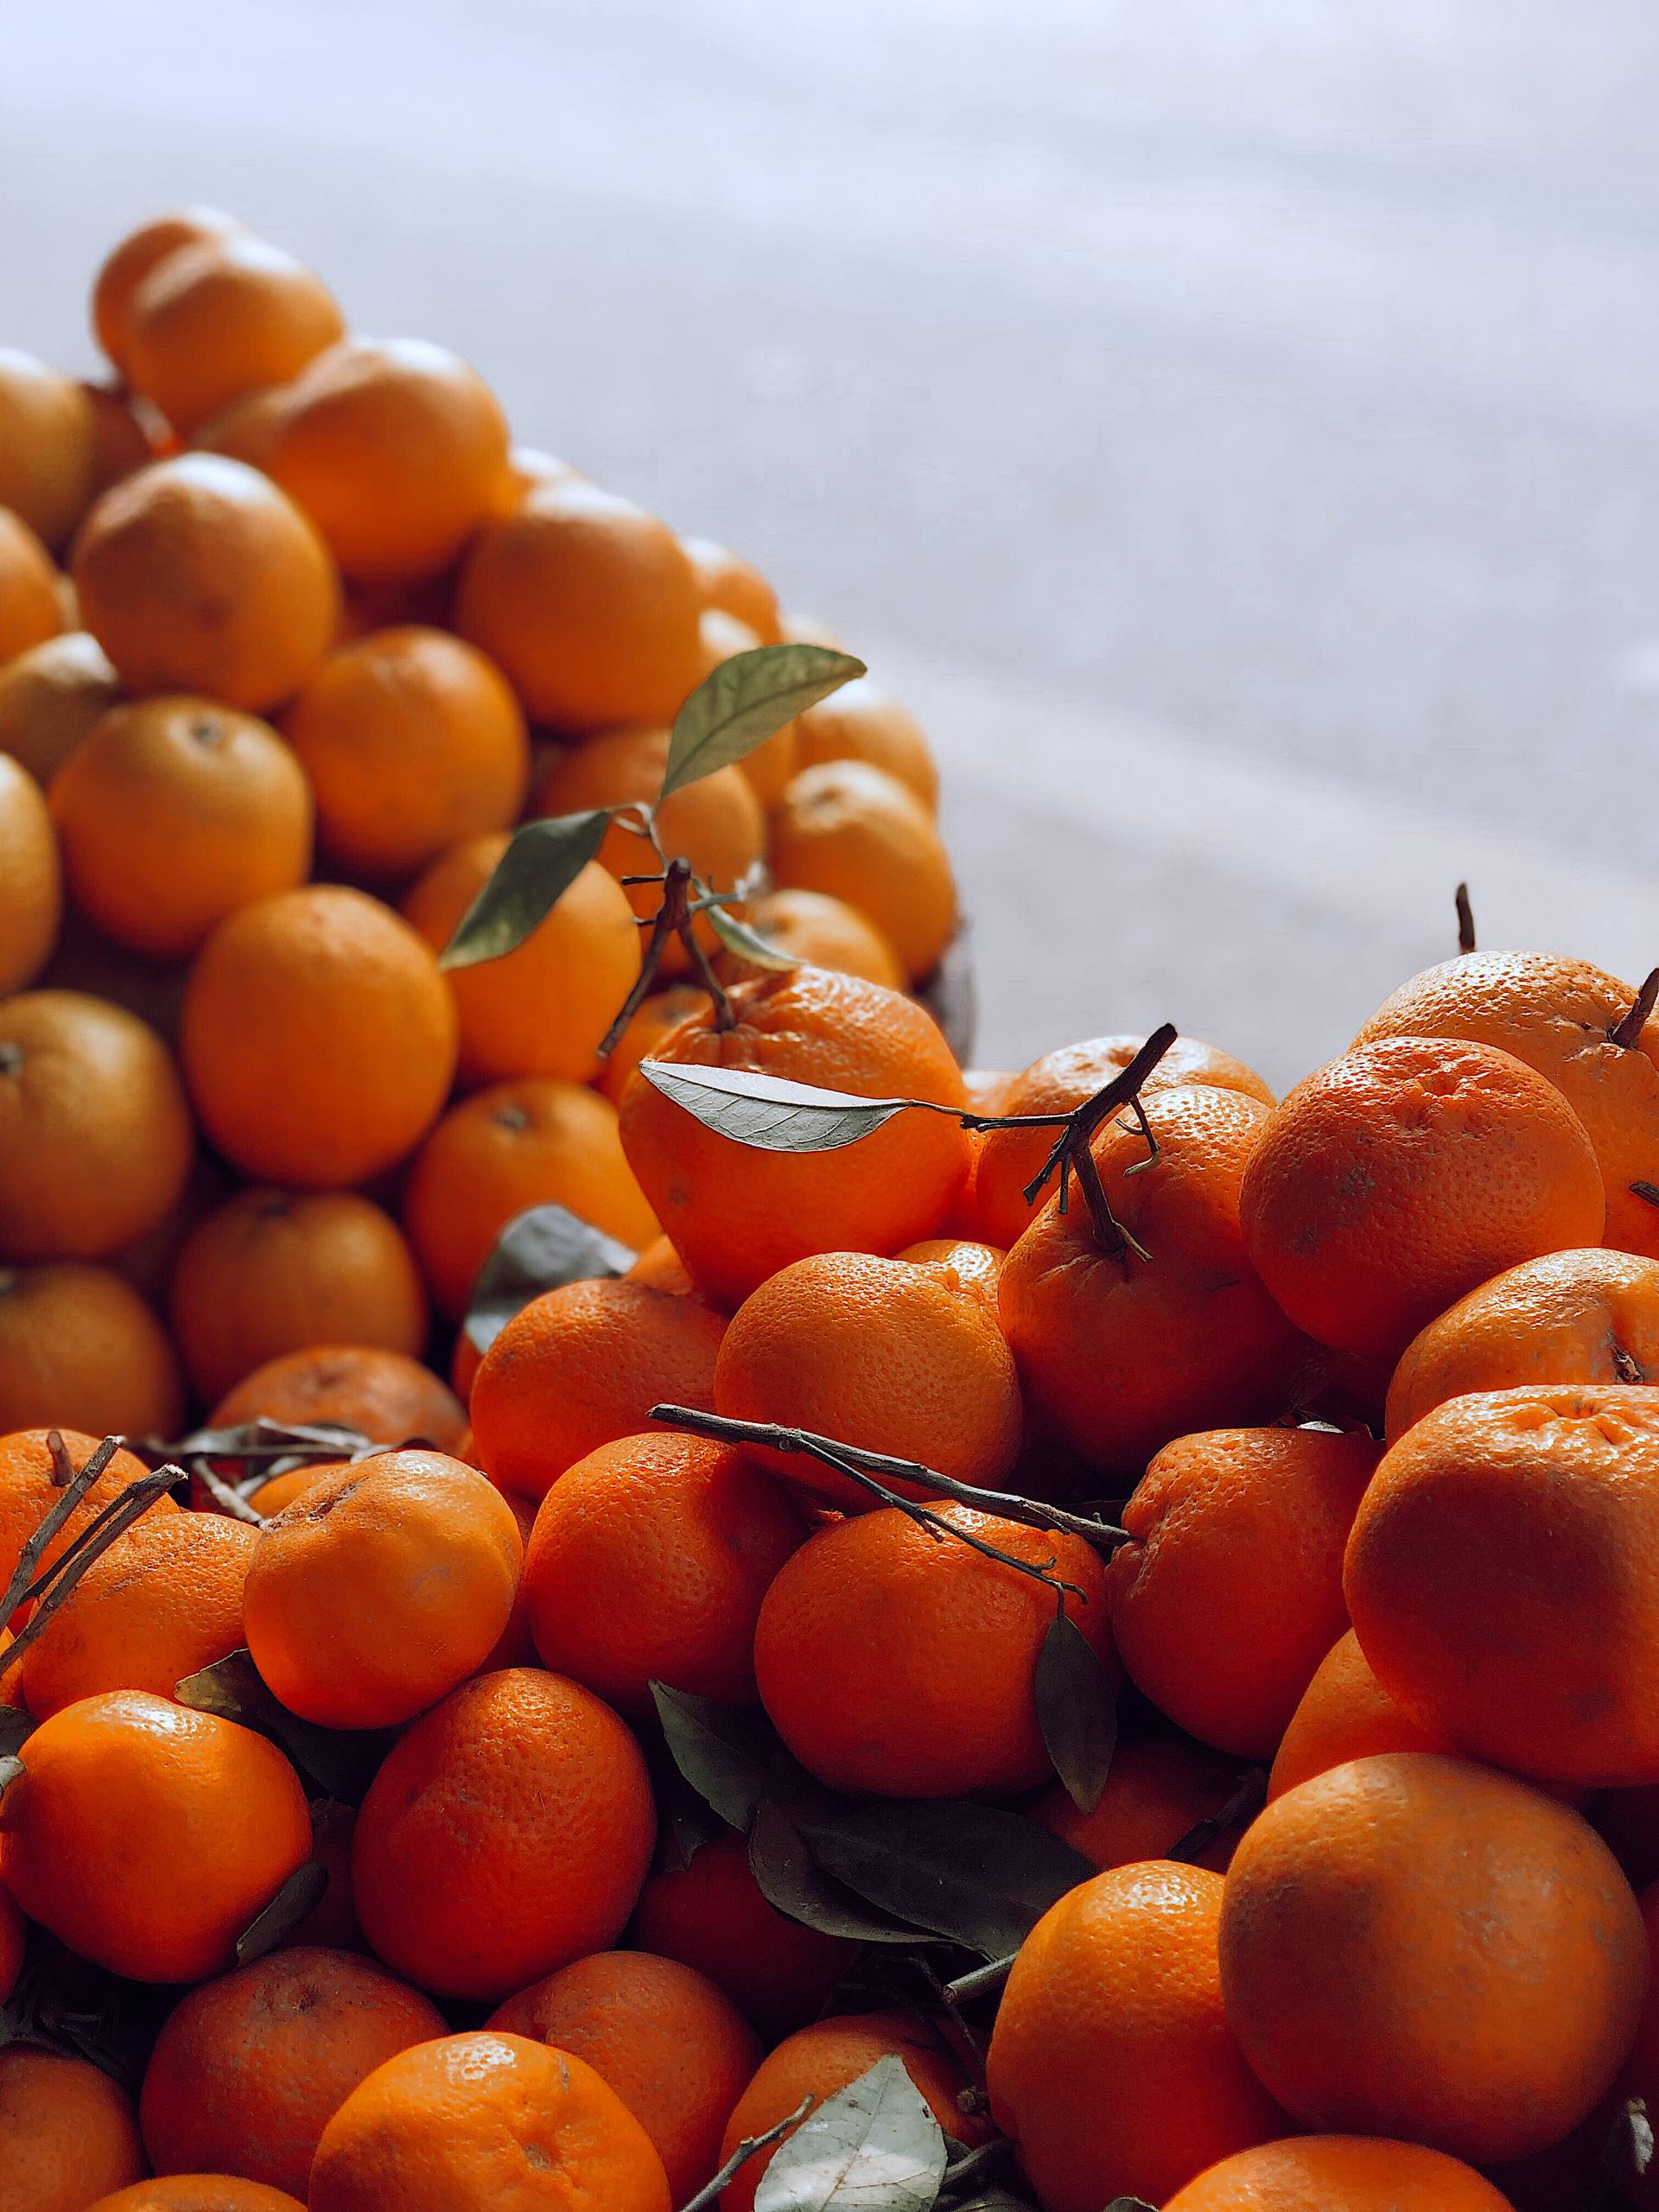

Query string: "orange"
[0, 505, 64, 663]
[1344, 1383, 1659, 1788]
[12, 1508, 253, 1719]
[768, 759, 956, 981]
[619, 966, 971, 1309]
[631, 1828, 855, 2037]
[243, 1450, 524, 1728]
[1164, 2137, 1518, 2210]
[139, 1944, 447, 2197]
[265, 337, 512, 585]
[189, 382, 293, 469]
[181, 885, 457, 1186]
[1387, 1245, 1659, 1441]
[597, 983, 707, 1106]
[754, 1501, 1116, 1797]
[681, 535, 782, 641]
[497, 444, 581, 507]
[402, 833, 639, 1088]
[717, 2012, 976, 2212]
[309, 2031, 671, 2212]
[210, 1344, 467, 1453]
[975, 1032, 1274, 1249]
[713, 887, 905, 991]
[124, 236, 344, 434]
[0, 750, 60, 993]
[456, 479, 705, 732]
[0, 1427, 168, 1607]
[73, 454, 339, 712]
[1, 1688, 311, 1982]
[1033, 1727, 1249, 1875]
[283, 626, 529, 879]
[522, 1432, 805, 1713]
[92, 207, 249, 376]
[486, 1950, 760, 2201]
[1356, 949, 1659, 1260]
[1105, 1426, 1382, 1758]
[1219, 1753, 1646, 2162]
[791, 676, 938, 810]
[1267, 1630, 1451, 1800]
[82, 379, 162, 496]
[1240, 1035, 1605, 1362]
[0, 990, 194, 1261]
[625, 1235, 696, 1294]
[998, 1085, 1309, 1476]
[987, 1862, 1286, 2212]
[88, 2183, 306, 2212]
[350, 1667, 656, 2000]
[714, 1249, 1023, 1506]
[895, 1233, 1005, 1301]
[245, 1463, 343, 1516]
[0, 628, 121, 785]
[470, 1278, 726, 1501]
[168, 1187, 428, 1406]
[49, 696, 313, 957]
[0, 348, 99, 548]
[0, 2047, 146, 2212]
[404, 1077, 658, 1319]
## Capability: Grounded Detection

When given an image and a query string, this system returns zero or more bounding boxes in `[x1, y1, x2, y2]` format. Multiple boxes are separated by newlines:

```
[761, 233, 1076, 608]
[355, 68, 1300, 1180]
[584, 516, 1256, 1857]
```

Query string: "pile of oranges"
[6, 208, 1659, 2212]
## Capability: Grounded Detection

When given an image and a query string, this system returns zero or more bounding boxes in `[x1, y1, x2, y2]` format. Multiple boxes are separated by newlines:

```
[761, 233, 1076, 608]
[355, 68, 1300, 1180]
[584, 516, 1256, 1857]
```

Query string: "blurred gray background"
[8, 0, 1658, 1086]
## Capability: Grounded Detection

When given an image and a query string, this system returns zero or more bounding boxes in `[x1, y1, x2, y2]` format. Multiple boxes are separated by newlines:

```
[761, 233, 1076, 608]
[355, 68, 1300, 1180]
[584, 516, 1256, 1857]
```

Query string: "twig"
[1018, 1024, 1177, 1253]
[1612, 967, 1659, 1051]
[0, 1468, 178, 1679]
[0, 1433, 123, 1621]
[194, 1463, 268, 1525]
[943, 1953, 1015, 2006]
[1455, 880, 1476, 955]
[675, 2094, 815, 2212]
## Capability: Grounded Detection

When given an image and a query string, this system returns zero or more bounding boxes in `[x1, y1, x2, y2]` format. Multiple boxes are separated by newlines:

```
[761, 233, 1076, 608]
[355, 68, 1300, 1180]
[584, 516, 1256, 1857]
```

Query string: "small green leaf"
[663, 644, 865, 798]
[0, 1707, 35, 1758]
[638, 1061, 913, 1153]
[462, 1203, 639, 1357]
[235, 1859, 327, 1965]
[704, 902, 800, 973]
[1034, 1612, 1116, 1815]
[437, 810, 612, 970]
[749, 1801, 930, 1947]
[754, 2056, 946, 2212]
[651, 1683, 777, 1832]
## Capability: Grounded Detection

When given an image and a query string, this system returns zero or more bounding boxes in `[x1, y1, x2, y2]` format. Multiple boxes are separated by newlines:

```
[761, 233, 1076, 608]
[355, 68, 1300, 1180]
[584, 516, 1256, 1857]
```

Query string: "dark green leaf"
[437, 810, 612, 969]
[754, 2055, 946, 2212]
[176, 1651, 391, 1805]
[914, 924, 976, 1064]
[950, 2196, 1040, 2212]
[0, 1707, 34, 1758]
[1034, 1613, 1116, 1815]
[795, 1800, 1094, 1961]
[235, 1859, 327, 1965]
[1101, 2201, 1159, 2212]
[705, 901, 800, 972]
[749, 1801, 931, 1947]
[651, 1684, 778, 1832]
[462, 1203, 639, 1357]
[638, 1061, 914, 1153]
[663, 645, 865, 798]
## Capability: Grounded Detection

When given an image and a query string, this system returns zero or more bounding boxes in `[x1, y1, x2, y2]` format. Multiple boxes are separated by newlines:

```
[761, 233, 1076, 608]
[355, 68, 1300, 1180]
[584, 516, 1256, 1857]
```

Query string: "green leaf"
[705, 901, 800, 973]
[437, 810, 612, 970]
[0, 1707, 35, 1758]
[235, 1859, 327, 1965]
[749, 1801, 930, 1947]
[462, 1203, 639, 1357]
[638, 1061, 914, 1153]
[651, 1683, 777, 1832]
[1033, 1613, 1116, 1815]
[754, 2056, 947, 2212]
[795, 1800, 1094, 1961]
[176, 1651, 391, 1805]
[662, 644, 865, 799]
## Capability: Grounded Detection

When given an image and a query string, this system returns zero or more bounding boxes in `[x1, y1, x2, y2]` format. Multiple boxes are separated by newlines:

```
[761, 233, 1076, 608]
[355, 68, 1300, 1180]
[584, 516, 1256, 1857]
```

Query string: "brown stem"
[943, 1953, 1015, 2005]
[1633, 1181, 1659, 1211]
[0, 1467, 178, 1679]
[194, 1464, 268, 1525]
[1612, 968, 1659, 1051]
[1455, 880, 1476, 955]
[0, 1433, 124, 1622]
[676, 2095, 815, 2212]
[1019, 1022, 1176, 1255]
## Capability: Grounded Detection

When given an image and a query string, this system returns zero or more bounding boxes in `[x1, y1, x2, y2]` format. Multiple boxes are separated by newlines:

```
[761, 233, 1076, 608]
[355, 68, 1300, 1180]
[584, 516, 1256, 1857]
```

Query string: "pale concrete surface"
[7, 0, 1659, 1084]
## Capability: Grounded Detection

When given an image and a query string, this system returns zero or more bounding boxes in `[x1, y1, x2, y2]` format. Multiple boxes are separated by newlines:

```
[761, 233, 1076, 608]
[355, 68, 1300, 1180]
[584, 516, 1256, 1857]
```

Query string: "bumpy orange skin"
[1105, 1427, 1382, 1758]
[0, 1427, 171, 1612]
[243, 1452, 524, 1729]
[87, 2182, 308, 2211]
[210, 1344, 467, 1453]
[754, 1503, 1117, 1798]
[351, 1668, 656, 2001]
[523, 1433, 805, 1713]
[0, 1261, 186, 1440]
[0, 2047, 146, 2211]
[987, 1863, 1286, 2212]
[714, 1250, 1022, 1508]
[1033, 1729, 1247, 1874]
[1386, 1246, 1659, 1441]
[469, 1279, 727, 1502]
[1, 1689, 311, 1983]
[717, 2012, 977, 2212]
[0, 751, 60, 995]
[999, 1085, 1309, 1477]
[486, 1951, 760, 2202]
[1345, 1383, 1659, 1788]
[619, 967, 971, 1310]
[140, 1946, 446, 2197]
[1356, 949, 1659, 1262]
[767, 760, 956, 982]
[1164, 2136, 1516, 2211]
[309, 2032, 671, 2212]
[124, 236, 344, 434]
[1240, 1036, 1606, 1363]
[1267, 1630, 1451, 1801]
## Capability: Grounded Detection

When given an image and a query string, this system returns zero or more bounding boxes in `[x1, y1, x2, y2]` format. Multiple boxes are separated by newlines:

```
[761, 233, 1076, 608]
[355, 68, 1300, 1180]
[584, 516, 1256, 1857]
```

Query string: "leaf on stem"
[651, 1683, 779, 1833]
[638, 1061, 914, 1153]
[663, 645, 865, 799]
[754, 2055, 947, 2212]
[1033, 1612, 1116, 1815]
[235, 1860, 327, 1965]
[176, 1650, 391, 1805]
[461, 1203, 639, 1358]
[749, 1801, 931, 1946]
[437, 810, 612, 970]
[705, 902, 800, 972]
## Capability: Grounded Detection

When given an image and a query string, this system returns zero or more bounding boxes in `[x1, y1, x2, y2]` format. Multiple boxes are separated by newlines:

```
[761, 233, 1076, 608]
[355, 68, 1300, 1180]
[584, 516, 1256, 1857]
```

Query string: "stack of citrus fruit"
[5, 206, 1659, 2212]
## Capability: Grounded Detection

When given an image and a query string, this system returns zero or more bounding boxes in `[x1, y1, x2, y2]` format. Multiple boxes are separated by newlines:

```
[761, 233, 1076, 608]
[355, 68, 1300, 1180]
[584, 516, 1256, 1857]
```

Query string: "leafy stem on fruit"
[601, 855, 735, 1054]
[943, 1952, 1015, 2005]
[1455, 880, 1476, 955]
[0, 1440, 178, 1683]
[675, 2093, 815, 2212]
[1017, 1023, 1176, 1261]
[1612, 967, 1659, 1051]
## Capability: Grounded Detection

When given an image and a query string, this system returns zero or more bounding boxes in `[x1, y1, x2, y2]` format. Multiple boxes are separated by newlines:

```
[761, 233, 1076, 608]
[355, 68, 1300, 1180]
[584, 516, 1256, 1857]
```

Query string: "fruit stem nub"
[1612, 966, 1659, 1051]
